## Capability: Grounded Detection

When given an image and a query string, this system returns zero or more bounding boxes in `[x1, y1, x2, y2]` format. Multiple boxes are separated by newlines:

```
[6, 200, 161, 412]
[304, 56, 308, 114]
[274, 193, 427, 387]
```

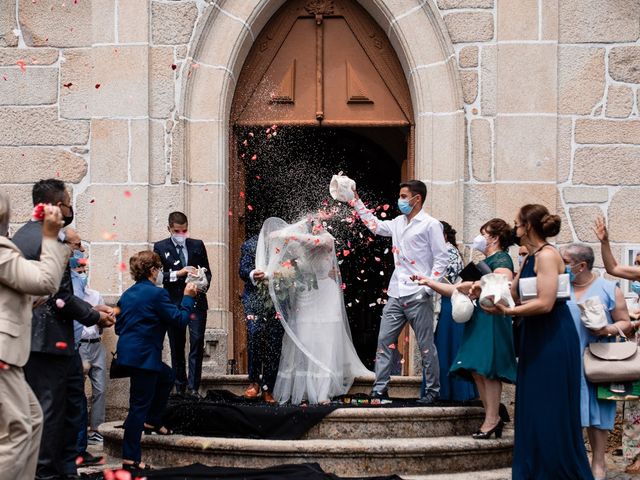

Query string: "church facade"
[2, 0, 640, 409]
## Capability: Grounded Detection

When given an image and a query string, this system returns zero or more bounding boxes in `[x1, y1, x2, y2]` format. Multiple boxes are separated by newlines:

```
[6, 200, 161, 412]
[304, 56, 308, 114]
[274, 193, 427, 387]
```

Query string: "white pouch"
[578, 296, 609, 330]
[186, 266, 209, 292]
[519, 273, 571, 303]
[329, 173, 356, 203]
[451, 289, 474, 324]
[479, 273, 515, 309]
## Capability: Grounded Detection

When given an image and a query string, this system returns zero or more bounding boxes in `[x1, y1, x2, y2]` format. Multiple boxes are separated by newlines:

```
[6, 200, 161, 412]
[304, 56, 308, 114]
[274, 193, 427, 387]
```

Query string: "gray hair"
[562, 244, 595, 270]
[0, 192, 9, 237]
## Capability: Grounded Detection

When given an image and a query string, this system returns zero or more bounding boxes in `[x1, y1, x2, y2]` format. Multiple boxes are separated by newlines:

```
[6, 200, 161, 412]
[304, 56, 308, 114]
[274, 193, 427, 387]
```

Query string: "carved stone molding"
[304, 0, 335, 16]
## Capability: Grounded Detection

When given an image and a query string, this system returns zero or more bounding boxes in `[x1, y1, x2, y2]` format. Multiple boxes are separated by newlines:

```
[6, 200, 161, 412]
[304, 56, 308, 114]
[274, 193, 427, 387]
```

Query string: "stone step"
[200, 374, 422, 399]
[404, 469, 512, 480]
[302, 405, 487, 439]
[100, 422, 513, 476]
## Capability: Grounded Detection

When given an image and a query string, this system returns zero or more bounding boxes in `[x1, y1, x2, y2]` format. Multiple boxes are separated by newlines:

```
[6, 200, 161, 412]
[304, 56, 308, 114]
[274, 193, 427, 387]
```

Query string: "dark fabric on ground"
[81, 462, 403, 479]
[162, 390, 492, 440]
[163, 390, 339, 440]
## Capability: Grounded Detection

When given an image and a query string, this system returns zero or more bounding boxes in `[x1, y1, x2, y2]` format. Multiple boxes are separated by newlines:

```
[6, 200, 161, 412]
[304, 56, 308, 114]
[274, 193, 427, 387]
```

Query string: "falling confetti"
[123, 190, 132, 198]
[118, 262, 127, 272]
[171, 64, 177, 70]
[63, 82, 73, 89]
[95, 83, 101, 89]
[388, 343, 396, 349]
[55, 298, 65, 309]
[247, 204, 254, 211]
[16, 59, 26, 72]
[55, 341, 68, 350]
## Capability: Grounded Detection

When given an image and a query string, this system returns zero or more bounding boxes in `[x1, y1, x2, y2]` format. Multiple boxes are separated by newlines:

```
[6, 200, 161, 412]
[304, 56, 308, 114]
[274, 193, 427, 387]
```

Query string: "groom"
[353, 180, 450, 403]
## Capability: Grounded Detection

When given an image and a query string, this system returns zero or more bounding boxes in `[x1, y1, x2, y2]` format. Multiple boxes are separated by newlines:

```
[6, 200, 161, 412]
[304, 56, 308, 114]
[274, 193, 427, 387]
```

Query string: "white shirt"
[354, 199, 450, 298]
[80, 288, 104, 340]
[169, 238, 189, 282]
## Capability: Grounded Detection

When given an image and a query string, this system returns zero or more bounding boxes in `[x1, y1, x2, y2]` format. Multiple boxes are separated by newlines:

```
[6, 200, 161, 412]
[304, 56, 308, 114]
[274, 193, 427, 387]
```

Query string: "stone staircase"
[100, 375, 513, 478]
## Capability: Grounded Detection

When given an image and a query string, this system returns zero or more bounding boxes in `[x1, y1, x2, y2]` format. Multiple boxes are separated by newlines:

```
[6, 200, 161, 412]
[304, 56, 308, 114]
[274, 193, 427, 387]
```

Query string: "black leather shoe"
[369, 390, 389, 399]
[472, 419, 504, 440]
[186, 389, 202, 399]
[416, 394, 439, 406]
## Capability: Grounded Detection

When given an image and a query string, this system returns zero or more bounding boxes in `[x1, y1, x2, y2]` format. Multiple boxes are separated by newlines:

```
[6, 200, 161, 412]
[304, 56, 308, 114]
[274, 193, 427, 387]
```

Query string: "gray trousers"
[78, 341, 106, 430]
[373, 291, 440, 397]
[0, 366, 43, 480]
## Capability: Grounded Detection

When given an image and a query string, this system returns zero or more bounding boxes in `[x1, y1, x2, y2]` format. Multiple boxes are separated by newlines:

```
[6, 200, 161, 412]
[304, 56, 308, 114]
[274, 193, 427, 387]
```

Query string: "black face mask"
[63, 207, 74, 227]
[510, 226, 521, 246]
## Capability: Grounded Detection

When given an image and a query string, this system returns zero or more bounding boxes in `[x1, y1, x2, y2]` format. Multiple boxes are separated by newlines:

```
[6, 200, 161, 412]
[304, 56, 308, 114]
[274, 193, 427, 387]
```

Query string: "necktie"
[177, 245, 186, 267]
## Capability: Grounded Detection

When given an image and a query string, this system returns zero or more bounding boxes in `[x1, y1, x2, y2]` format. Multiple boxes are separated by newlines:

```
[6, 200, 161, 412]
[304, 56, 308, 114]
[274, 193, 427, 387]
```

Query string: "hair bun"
[541, 213, 561, 237]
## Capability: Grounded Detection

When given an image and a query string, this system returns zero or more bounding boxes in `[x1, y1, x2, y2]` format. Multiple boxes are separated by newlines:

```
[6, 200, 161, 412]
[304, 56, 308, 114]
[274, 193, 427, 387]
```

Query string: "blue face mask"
[397, 195, 417, 215]
[69, 249, 84, 269]
[566, 264, 576, 283]
[631, 281, 640, 295]
[71, 270, 88, 291]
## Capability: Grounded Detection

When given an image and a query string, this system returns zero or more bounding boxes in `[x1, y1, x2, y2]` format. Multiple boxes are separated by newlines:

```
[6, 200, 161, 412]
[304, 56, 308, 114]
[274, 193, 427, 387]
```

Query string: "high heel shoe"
[498, 403, 510, 423]
[472, 419, 504, 439]
[143, 424, 172, 435]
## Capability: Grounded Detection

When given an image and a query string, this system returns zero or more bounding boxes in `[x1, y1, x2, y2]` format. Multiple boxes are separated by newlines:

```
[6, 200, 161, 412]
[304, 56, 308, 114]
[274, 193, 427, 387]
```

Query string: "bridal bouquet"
[257, 259, 319, 310]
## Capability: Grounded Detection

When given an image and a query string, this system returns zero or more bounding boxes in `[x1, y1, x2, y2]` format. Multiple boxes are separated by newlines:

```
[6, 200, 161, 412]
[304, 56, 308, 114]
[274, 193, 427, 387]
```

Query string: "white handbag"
[518, 273, 571, 303]
[451, 289, 474, 324]
[478, 273, 515, 309]
[578, 296, 609, 330]
[186, 266, 209, 292]
[329, 173, 356, 203]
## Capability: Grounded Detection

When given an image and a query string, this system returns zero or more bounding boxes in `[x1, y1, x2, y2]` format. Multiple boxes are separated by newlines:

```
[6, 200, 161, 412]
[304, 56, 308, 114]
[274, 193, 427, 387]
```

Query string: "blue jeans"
[122, 363, 174, 462]
[168, 310, 206, 392]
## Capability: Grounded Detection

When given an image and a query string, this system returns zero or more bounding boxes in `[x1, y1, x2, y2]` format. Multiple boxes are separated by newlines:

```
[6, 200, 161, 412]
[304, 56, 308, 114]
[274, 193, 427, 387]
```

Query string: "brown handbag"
[583, 328, 640, 383]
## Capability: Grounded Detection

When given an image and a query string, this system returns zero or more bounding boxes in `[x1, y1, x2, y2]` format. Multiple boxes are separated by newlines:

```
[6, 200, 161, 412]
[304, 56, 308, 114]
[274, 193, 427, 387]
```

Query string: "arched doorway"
[229, 0, 415, 371]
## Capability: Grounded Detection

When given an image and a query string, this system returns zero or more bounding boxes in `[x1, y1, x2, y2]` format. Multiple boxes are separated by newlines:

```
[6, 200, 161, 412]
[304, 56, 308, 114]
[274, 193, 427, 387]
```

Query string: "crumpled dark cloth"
[162, 390, 339, 440]
[81, 462, 403, 480]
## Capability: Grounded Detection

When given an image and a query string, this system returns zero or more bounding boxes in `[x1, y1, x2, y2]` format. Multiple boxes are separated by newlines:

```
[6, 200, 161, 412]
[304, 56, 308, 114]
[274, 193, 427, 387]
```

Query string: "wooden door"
[229, 0, 414, 372]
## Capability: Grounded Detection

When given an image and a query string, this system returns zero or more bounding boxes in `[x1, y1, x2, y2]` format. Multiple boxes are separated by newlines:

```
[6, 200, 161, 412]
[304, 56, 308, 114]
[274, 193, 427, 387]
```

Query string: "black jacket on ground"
[11, 221, 100, 355]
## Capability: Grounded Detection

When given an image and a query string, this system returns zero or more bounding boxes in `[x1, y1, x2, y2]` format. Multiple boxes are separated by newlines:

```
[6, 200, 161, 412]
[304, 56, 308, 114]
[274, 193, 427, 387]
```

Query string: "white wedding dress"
[256, 217, 371, 405]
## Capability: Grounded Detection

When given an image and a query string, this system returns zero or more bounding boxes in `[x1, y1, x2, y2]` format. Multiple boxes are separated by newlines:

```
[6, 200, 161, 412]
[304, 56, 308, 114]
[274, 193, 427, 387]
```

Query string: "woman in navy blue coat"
[115, 251, 197, 472]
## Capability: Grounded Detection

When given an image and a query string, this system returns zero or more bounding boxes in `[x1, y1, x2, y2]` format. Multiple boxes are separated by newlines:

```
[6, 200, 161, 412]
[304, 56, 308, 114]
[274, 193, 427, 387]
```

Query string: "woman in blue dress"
[429, 221, 478, 403]
[487, 204, 593, 480]
[562, 244, 632, 480]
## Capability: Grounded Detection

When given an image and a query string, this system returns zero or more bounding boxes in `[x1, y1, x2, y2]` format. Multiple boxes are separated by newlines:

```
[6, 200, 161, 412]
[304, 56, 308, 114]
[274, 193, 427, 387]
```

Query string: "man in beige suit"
[0, 193, 69, 480]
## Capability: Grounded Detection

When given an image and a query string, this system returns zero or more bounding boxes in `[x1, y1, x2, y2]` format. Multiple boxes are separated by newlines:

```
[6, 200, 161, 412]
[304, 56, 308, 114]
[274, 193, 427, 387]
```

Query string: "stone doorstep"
[100, 422, 513, 476]
[201, 374, 422, 398]
[304, 406, 487, 439]
[404, 469, 512, 480]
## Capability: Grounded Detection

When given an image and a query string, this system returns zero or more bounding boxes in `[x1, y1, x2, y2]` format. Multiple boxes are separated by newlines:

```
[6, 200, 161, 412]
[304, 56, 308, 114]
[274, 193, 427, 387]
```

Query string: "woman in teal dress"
[562, 244, 631, 480]
[451, 219, 516, 437]
[488, 204, 593, 480]
[418, 218, 516, 437]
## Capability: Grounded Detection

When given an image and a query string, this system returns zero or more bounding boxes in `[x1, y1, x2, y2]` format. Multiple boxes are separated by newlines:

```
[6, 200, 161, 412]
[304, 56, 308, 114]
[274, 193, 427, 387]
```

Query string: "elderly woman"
[562, 244, 632, 480]
[594, 217, 640, 474]
[115, 251, 197, 472]
[0, 193, 68, 480]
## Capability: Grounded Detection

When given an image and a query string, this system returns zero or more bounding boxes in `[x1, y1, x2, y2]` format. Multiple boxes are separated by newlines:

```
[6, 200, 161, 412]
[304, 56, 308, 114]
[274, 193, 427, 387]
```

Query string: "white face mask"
[471, 234, 488, 254]
[171, 233, 188, 246]
[155, 268, 164, 287]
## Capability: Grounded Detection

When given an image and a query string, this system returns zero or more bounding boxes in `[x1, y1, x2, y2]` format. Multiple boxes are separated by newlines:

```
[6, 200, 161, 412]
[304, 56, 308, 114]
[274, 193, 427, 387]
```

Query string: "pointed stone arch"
[176, 0, 465, 360]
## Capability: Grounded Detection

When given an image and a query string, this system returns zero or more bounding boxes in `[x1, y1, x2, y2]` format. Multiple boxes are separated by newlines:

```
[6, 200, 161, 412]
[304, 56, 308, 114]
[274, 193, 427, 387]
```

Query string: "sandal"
[143, 423, 172, 435]
[122, 461, 152, 471]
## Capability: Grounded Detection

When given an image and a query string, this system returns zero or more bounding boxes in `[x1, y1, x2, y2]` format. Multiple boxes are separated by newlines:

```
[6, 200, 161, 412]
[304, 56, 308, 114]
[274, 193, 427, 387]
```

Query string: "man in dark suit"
[11, 179, 115, 480]
[153, 211, 212, 396]
[239, 235, 283, 403]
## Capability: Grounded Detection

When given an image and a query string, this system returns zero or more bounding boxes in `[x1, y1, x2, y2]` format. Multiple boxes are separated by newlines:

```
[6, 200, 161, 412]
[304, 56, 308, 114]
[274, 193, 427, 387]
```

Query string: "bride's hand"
[410, 275, 431, 287]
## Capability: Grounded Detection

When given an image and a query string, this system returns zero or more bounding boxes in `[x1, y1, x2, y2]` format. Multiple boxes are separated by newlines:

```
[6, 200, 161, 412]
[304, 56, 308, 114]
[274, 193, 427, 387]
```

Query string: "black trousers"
[167, 310, 206, 392]
[25, 351, 83, 479]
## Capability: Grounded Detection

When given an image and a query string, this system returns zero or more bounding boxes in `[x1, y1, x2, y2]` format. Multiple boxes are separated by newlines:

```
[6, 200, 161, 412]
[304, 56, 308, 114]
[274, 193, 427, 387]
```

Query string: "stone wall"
[1, 0, 639, 394]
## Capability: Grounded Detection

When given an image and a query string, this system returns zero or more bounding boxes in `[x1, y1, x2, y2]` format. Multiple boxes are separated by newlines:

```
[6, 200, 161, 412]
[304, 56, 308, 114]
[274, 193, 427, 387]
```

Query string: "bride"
[256, 215, 371, 405]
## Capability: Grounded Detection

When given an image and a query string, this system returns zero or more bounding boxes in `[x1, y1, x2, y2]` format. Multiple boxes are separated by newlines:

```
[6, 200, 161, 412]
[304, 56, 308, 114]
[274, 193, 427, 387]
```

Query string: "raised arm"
[0, 238, 68, 295]
[594, 217, 640, 281]
[156, 284, 196, 329]
[352, 198, 393, 237]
